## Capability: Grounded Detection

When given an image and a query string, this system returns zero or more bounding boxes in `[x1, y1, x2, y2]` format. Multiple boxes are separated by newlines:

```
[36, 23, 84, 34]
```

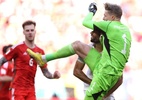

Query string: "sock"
[45, 44, 75, 61]
[42, 55, 47, 62]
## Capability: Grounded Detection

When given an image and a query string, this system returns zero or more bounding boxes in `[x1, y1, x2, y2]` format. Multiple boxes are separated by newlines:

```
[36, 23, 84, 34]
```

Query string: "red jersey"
[4, 42, 47, 90]
[0, 61, 14, 100]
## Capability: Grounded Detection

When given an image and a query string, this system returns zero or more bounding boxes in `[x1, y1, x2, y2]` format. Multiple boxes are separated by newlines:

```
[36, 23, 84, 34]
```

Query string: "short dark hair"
[104, 3, 122, 19]
[93, 25, 103, 36]
[22, 20, 36, 29]
[2, 44, 13, 54]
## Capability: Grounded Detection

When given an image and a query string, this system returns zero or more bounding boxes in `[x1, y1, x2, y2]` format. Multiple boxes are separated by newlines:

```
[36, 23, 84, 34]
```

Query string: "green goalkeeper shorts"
[83, 47, 101, 72]
[83, 47, 120, 100]
[85, 73, 120, 100]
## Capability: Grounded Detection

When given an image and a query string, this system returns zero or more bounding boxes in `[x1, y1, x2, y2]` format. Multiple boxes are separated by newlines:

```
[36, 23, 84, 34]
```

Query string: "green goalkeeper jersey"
[83, 13, 132, 75]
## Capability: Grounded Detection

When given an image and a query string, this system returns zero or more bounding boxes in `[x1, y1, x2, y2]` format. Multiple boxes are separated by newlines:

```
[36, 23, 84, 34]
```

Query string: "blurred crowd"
[0, 0, 142, 100]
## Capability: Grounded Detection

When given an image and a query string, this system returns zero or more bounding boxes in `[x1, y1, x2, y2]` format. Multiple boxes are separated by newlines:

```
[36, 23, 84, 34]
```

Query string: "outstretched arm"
[73, 59, 91, 85]
[41, 68, 61, 79]
[82, 2, 97, 29]
[82, 12, 94, 30]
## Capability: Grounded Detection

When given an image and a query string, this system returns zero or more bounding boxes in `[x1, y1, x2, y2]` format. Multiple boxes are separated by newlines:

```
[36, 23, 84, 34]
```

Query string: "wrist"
[91, 10, 96, 15]
[88, 12, 94, 17]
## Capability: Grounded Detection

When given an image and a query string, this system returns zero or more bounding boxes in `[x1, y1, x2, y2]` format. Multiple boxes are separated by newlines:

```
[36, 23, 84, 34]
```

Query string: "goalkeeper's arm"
[82, 2, 97, 29]
[82, 12, 94, 30]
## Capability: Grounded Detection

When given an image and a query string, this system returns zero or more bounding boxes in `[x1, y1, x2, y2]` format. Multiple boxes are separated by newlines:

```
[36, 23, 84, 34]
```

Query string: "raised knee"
[72, 41, 82, 50]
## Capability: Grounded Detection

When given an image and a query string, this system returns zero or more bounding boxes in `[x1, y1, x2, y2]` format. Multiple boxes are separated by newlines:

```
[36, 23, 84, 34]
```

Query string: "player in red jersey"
[0, 44, 13, 100]
[0, 20, 60, 100]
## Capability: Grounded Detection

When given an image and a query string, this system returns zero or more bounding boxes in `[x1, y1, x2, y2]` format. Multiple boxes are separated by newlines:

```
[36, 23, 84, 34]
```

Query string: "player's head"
[22, 20, 36, 42]
[2, 44, 13, 55]
[103, 3, 122, 21]
[90, 30, 101, 43]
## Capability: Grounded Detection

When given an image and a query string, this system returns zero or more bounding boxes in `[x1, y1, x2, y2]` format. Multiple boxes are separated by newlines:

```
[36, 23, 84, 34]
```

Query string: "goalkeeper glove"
[89, 2, 97, 15]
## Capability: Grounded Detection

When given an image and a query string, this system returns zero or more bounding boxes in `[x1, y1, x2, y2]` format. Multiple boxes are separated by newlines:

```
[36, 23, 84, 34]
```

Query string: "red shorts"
[0, 96, 10, 100]
[0, 90, 10, 100]
[10, 88, 36, 100]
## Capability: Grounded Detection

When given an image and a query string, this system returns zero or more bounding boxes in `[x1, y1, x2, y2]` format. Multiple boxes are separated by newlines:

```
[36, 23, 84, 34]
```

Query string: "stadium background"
[0, 0, 142, 100]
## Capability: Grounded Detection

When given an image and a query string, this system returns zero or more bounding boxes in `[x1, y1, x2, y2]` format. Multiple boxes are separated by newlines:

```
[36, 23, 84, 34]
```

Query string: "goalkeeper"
[82, 2, 132, 100]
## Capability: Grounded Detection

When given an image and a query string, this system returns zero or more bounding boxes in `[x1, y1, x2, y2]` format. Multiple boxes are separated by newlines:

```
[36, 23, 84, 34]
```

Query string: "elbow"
[73, 69, 77, 76]
[73, 69, 80, 77]
[117, 75, 123, 87]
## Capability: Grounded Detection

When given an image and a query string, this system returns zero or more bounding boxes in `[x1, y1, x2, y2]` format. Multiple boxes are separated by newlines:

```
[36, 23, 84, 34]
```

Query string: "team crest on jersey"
[23, 52, 27, 55]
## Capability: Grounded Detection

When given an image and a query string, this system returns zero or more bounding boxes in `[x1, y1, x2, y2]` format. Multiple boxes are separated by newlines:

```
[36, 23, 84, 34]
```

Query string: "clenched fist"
[53, 71, 61, 79]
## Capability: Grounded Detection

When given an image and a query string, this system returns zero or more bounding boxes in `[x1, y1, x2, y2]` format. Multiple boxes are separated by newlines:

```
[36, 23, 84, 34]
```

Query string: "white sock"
[41, 55, 47, 62]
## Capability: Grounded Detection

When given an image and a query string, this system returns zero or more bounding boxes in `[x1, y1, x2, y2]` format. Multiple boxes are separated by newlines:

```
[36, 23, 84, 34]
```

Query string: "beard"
[26, 37, 34, 42]
[90, 39, 100, 43]
[28, 39, 34, 42]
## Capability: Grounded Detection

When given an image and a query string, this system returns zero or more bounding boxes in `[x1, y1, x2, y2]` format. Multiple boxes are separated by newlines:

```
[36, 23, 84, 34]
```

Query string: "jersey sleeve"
[4, 46, 18, 61]
[82, 12, 111, 32]
[93, 21, 111, 32]
[82, 12, 94, 30]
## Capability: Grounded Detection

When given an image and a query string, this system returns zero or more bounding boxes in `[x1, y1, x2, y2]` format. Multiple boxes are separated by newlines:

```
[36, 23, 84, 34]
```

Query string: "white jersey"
[84, 68, 93, 91]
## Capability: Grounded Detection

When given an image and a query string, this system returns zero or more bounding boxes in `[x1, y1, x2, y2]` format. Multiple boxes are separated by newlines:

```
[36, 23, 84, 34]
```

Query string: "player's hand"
[53, 71, 61, 79]
[89, 2, 97, 15]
